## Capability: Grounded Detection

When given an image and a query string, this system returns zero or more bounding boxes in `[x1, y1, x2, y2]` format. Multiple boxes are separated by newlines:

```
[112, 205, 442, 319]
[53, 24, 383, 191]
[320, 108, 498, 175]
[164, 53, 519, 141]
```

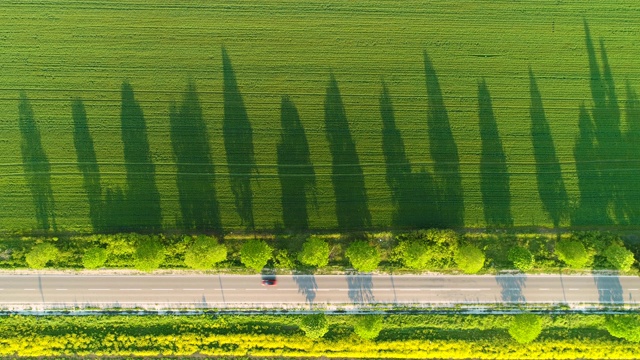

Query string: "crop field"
[1, 1, 640, 232]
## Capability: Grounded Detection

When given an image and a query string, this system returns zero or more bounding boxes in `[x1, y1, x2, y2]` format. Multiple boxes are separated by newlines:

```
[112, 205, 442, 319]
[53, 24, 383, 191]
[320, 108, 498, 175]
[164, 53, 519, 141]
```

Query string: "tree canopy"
[454, 245, 485, 274]
[555, 240, 591, 269]
[25, 243, 60, 269]
[83, 247, 108, 269]
[240, 239, 273, 272]
[603, 244, 635, 271]
[345, 240, 380, 272]
[299, 313, 329, 339]
[134, 236, 166, 272]
[605, 315, 640, 342]
[508, 246, 535, 271]
[353, 315, 384, 340]
[297, 236, 330, 268]
[184, 235, 227, 270]
[508, 313, 543, 344]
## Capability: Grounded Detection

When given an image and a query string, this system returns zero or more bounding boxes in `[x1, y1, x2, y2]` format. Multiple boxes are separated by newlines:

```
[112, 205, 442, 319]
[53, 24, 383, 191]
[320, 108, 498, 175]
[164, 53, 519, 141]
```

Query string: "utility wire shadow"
[19, 93, 56, 232]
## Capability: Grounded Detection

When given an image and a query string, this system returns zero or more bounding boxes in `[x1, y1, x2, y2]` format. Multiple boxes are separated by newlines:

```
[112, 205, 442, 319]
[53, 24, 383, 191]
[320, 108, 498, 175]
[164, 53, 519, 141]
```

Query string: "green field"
[2, 1, 640, 232]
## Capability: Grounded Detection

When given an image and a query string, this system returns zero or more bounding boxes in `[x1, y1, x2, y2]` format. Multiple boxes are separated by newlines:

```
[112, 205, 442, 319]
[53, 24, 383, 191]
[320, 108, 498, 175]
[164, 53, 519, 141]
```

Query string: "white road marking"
[398, 288, 422, 291]
[245, 289, 266, 291]
[23, 289, 36, 291]
[151, 289, 173, 291]
[539, 288, 549, 291]
[183, 288, 204, 291]
[120, 289, 141, 291]
[55, 289, 68, 291]
[629, 289, 639, 291]
[88, 289, 110, 291]
[276, 288, 298, 291]
[569, 288, 579, 291]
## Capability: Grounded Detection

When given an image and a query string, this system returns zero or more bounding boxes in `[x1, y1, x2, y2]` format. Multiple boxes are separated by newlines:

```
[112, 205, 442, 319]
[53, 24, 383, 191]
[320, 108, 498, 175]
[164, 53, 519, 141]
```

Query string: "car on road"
[261, 279, 277, 286]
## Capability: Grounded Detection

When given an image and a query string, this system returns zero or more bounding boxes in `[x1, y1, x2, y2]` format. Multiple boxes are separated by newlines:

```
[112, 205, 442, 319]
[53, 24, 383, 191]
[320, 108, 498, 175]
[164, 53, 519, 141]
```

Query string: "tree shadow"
[346, 272, 375, 304]
[423, 51, 464, 227]
[222, 47, 256, 230]
[277, 96, 316, 231]
[324, 74, 371, 230]
[594, 275, 624, 304]
[624, 83, 640, 224]
[72, 99, 104, 232]
[18, 93, 56, 231]
[478, 80, 513, 227]
[495, 275, 526, 303]
[169, 81, 222, 233]
[292, 274, 317, 307]
[380, 82, 436, 228]
[529, 69, 568, 228]
[120, 82, 162, 231]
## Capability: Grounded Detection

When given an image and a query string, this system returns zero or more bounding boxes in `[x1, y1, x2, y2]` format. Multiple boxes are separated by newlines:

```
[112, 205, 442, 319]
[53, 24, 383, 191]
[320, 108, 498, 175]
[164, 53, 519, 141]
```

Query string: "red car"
[261, 279, 277, 286]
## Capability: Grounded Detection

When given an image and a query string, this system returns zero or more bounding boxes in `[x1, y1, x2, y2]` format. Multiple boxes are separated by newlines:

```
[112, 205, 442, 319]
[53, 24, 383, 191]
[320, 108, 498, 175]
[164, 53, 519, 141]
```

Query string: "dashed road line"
[88, 289, 110, 291]
[245, 289, 267, 291]
[539, 288, 550, 291]
[120, 289, 142, 291]
[569, 288, 579, 291]
[183, 288, 204, 291]
[23, 289, 36, 291]
[55, 289, 68, 291]
[151, 289, 173, 291]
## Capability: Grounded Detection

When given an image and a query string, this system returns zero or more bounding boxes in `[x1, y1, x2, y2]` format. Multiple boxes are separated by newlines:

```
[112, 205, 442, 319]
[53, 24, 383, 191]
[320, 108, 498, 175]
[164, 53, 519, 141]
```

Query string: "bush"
[82, 247, 107, 269]
[274, 249, 295, 270]
[184, 235, 227, 270]
[555, 240, 591, 269]
[25, 243, 60, 269]
[297, 236, 330, 268]
[353, 315, 384, 340]
[345, 240, 380, 272]
[299, 313, 329, 339]
[240, 240, 273, 272]
[134, 236, 166, 272]
[508, 246, 534, 271]
[605, 315, 640, 342]
[395, 241, 430, 270]
[603, 244, 635, 271]
[392, 229, 459, 270]
[509, 313, 542, 343]
[454, 245, 485, 274]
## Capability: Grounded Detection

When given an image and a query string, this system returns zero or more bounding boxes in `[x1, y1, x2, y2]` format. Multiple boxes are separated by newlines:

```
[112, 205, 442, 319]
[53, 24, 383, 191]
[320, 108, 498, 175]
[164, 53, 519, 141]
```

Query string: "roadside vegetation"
[0, 313, 638, 358]
[0, 230, 636, 275]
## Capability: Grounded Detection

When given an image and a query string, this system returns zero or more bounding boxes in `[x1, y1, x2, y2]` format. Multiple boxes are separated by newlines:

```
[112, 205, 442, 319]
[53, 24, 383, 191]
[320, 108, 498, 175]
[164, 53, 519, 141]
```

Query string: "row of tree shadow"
[18, 21, 640, 233]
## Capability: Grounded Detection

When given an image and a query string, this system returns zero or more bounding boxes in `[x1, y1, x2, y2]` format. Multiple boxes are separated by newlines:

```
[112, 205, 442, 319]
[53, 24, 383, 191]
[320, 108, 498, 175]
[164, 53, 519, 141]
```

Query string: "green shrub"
[555, 240, 591, 269]
[82, 247, 107, 269]
[509, 313, 542, 343]
[605, 315, 640, 342]
[353, 315, 384, 340]
[392, 229, 459, 269]
[394, 241, 430, 270]
[508, 246, 534, 271]
[133, 236, 166, 272]
[345, 240, 380, 272]
[183, 235, 227, 270]
[603, 244, 635, 271]
[299, 313, 329, 339]
[25, 243, 60, 269]
[240, 239, 273, 272]
[274, 249, 295, 270]
[297, 236, 330, 268]
[454, 245, 485, 274]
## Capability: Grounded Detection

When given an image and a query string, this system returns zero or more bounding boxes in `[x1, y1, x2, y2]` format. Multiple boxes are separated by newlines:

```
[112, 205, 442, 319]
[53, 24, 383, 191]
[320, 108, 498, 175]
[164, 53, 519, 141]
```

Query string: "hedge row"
[0, 230, 636, 273]
[0, 314, 637, 358]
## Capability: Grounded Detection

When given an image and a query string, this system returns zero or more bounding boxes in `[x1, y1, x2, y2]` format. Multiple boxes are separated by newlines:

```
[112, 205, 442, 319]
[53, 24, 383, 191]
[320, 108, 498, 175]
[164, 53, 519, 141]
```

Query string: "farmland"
[1, 1, 640, 232]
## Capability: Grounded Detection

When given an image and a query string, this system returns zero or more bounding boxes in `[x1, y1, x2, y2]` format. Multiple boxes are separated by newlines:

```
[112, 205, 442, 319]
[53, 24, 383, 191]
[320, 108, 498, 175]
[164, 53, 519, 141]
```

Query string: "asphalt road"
[0, 274, 638, 309]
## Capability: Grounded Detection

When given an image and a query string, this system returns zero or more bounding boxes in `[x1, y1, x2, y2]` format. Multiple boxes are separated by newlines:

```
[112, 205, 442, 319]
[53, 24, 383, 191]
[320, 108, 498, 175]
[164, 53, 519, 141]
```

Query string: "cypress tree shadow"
[594, 275, 624, 304]
[478, 80, 512, 227]
[624, 83, 640, 223]
[423, 51, 464, 227]
[324, 74, 371, 230]
[582, 20, 625, 224]
[529, 69, 568, 228]
[222, 47, 256, 230]
[277, 96, 316, 231]
[103, 186, 126, 232]
[72, 99, 104, 231]
[380, 82, 436, 228]
[169, 82, 222, 233]
[18, 93, 56, 231]
[496, 275, 526, 303]
[573, 104, 610, 225]
[120, 82, 162, 231]
[293, 274, 317, 307]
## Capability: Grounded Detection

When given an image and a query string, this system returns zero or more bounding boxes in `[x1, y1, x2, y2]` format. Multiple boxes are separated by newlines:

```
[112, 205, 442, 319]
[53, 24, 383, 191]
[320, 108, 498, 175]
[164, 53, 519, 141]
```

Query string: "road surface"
[0, 274, 638, 309]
